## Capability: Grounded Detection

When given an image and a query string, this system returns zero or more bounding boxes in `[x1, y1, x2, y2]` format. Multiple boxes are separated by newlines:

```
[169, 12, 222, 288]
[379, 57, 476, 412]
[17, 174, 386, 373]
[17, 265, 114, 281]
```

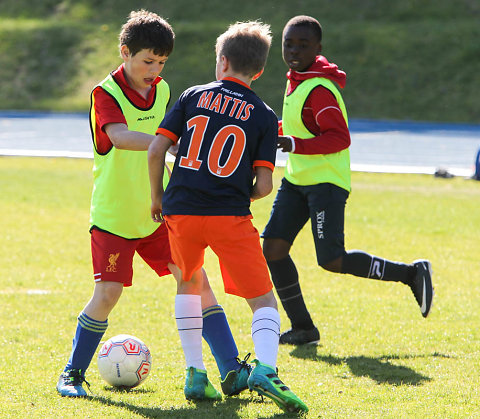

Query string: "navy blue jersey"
[158, 77, 278, 216]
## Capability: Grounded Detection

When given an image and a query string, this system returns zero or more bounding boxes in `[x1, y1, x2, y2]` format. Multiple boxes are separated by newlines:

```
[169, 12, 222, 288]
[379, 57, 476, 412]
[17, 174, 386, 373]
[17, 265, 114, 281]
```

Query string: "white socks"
[251, 307, 280, 368]
[175, 294, 205, 370]
[176, 296, 281, 371]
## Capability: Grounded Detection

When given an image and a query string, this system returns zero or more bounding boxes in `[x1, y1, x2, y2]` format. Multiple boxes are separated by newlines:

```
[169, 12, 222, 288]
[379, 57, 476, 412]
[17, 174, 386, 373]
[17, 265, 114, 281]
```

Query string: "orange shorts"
[164, 215, 272, 299]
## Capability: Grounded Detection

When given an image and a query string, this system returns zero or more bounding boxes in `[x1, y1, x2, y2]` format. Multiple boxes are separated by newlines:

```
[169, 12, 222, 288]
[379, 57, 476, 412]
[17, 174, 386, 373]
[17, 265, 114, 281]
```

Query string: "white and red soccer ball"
[97, 334, 152, 388]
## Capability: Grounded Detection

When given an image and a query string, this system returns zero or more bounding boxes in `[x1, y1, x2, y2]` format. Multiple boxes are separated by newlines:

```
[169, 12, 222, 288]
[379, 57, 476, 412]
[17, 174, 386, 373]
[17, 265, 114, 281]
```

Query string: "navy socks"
[202, 305, 239, 379]
[65, 312, 108, 373]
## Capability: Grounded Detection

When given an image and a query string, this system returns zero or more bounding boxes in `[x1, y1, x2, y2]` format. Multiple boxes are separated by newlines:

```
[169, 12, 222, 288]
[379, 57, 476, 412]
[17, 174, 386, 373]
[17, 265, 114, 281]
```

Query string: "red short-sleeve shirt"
[91, 64, 162, 154]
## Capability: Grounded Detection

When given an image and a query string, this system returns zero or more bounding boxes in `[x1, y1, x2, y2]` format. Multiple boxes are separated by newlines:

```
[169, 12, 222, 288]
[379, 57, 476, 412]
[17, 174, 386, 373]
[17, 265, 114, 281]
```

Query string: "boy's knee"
[94, 282, 123, 307]
[176, 269, 203, 295]
[247, 290, 278, 312]
[320, 255, 343, 273]
[262, 238, 290, 261]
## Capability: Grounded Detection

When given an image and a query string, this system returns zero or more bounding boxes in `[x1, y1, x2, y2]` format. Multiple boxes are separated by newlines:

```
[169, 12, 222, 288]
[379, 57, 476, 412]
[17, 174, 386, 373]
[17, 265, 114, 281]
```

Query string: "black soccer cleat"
[410, 260, 434, 318]
[279, 327, 320, 345]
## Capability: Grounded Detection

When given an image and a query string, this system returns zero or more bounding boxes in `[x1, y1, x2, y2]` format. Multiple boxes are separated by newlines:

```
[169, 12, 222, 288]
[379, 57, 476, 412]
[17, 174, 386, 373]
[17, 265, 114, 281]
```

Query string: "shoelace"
[236, 352, 251, 373]
[65, 369, 92, 393]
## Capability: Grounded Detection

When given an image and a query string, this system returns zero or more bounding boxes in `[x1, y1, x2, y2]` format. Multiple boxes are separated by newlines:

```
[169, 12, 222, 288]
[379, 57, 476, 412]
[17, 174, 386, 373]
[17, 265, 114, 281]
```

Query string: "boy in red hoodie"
[262, 15, 434, 345]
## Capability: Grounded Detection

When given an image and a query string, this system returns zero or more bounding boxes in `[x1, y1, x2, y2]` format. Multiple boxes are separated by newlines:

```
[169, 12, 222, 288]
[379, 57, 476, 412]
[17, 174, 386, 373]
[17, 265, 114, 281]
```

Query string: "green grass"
[1, 0, 480, 122]
[1, 157, 480, 418]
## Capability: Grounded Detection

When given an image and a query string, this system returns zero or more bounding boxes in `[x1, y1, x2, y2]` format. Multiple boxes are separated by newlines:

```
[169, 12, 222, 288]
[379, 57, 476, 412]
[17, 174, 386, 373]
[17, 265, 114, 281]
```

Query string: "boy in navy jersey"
[148, 21, 308, 413]
[56, 10, 249, 398]
[262, 15, 434, 346]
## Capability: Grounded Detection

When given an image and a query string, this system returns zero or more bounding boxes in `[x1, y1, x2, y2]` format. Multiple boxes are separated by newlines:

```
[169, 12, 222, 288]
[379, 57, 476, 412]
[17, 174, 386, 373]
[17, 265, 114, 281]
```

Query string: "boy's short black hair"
[284, 15, 322, 42]
[119, 10, 174, 57]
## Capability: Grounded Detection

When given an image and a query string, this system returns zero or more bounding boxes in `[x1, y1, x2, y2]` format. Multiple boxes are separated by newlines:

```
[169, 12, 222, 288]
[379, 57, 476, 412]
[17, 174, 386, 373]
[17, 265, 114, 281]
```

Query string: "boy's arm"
[148, 134, 174, 222]
[251, 166, 273, 201]
[280, 86, 350, 155]
[105, 123, 155, 151]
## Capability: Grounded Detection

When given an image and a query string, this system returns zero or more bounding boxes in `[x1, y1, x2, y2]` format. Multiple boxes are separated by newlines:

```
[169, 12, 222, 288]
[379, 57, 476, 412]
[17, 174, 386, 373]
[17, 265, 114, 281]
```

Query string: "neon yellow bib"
[282, 77, 351, 191]
[89, 74, 170, 238]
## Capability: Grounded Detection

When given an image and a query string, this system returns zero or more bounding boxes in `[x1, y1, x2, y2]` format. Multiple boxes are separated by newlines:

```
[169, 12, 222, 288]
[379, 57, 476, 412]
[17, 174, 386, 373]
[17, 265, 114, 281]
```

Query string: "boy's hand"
[168, 142, 179, 156]
[277, 136, 294, 152]
[151, 198, 164, 223]
[148, 133, 173, 224]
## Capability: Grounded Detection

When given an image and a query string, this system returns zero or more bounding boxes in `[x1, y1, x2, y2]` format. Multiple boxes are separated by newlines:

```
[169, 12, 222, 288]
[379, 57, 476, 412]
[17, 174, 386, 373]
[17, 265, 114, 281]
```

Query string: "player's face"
[122, 47, 168, 92]
[282, 25, 321, 72]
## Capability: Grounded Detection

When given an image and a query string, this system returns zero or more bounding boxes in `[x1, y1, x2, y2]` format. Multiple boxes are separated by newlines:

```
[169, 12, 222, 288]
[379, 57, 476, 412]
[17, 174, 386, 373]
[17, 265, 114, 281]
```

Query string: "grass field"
[1, 157, 480, 418]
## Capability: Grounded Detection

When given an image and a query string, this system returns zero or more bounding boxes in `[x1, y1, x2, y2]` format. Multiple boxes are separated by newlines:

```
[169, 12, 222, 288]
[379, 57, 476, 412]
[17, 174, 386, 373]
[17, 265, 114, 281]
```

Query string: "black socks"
[267, 256, 315, 330]
[341, 250, 415, 284]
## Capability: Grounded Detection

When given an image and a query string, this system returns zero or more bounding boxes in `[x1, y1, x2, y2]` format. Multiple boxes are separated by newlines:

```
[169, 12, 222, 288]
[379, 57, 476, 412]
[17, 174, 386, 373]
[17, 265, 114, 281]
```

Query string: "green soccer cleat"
[56, 369, 89, 397]
[184, 367, 222, 401]
[220, 353, 252, 396]
[247, 359, 308, 413]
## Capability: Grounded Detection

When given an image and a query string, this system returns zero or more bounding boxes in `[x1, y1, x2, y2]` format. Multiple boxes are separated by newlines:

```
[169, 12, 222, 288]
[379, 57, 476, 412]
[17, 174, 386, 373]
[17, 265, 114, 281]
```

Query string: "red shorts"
[91, 224, 172, 287]
[164, 215, 272, 299]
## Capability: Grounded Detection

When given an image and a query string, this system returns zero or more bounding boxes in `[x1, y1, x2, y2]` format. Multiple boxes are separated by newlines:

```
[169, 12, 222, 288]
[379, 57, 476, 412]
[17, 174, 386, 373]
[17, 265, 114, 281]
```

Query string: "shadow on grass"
[102, 385, 156, 394]
[289, 346, 451, 386]
[90, 393, 299, 418]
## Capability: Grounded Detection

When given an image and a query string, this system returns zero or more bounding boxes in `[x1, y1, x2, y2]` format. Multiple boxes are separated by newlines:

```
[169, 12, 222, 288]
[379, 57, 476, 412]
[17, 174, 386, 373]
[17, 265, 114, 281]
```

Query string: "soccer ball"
[97, 334, 152, 388]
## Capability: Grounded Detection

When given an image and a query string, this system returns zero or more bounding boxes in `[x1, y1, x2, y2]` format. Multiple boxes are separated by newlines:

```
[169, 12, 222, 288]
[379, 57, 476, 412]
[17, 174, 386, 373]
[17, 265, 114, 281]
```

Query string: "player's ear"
[220, 55, 229, 72]
[120, 45, 131, 60]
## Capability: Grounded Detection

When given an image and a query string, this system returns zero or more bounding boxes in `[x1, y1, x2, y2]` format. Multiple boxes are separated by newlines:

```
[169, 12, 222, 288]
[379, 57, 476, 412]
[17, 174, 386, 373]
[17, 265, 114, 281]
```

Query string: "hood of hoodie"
[287, 55, 346, 89]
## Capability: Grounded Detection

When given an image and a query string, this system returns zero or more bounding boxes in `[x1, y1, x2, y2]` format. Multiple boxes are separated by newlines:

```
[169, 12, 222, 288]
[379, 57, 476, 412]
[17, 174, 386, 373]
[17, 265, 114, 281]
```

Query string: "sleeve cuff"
[156, 127, 179, 144]
[253, 160, 275, 171]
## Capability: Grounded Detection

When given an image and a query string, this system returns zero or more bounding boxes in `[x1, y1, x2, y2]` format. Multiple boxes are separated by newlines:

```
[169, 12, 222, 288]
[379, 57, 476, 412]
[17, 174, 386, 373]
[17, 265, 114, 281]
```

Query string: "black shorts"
[262, 178, 349, 266]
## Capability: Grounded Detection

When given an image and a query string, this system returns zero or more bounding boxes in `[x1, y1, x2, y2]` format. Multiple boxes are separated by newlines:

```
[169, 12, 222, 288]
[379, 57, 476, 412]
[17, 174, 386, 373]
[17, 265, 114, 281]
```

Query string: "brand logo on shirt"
[137, 115, 155, 121]
[106, 253, 120, 272]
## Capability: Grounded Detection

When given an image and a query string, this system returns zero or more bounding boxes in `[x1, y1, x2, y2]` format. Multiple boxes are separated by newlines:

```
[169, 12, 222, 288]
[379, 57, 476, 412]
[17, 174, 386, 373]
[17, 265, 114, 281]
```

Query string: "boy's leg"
[197, 268, 242, 379]
[262, 179, 319, 344]
[199, 268, 252, 396]
[165, 216, 222, 401]
[168, 264, 247, 395]
[57, 230, 134, 397]
[246, 292, 308, 413]
[265, 249, 319, 344]
[202, 304, 240, 376]
[310, 185, 434, 318]
[338, 252, 434, 317]
[175, 278, 221, 401]
[202, 303, 253, 396]
[140, 225, 246, 388]
[57, 281, 122, 396]
[204, 213, 307, 412]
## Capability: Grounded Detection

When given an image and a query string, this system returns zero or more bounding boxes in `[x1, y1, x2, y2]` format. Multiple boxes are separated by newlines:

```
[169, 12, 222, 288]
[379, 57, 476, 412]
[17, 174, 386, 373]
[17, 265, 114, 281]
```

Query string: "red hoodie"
[280, 55, 351, 155]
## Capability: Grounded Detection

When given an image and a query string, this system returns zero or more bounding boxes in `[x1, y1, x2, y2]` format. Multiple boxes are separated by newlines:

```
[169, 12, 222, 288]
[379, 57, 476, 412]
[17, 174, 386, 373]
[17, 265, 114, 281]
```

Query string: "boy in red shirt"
[262, 15, 434, 346]
[57, 10, 248, 398]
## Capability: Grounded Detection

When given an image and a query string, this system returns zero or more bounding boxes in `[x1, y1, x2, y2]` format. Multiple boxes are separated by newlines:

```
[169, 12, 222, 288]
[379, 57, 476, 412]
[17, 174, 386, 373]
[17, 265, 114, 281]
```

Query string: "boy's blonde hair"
[215, 21, 272, 78]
